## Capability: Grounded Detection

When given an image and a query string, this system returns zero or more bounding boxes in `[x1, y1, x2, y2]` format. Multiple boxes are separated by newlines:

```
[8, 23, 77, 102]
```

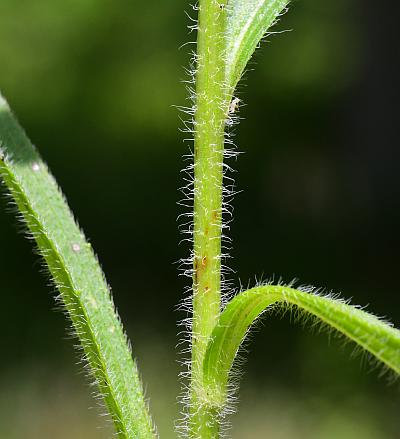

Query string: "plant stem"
[190, 0, 229, 437]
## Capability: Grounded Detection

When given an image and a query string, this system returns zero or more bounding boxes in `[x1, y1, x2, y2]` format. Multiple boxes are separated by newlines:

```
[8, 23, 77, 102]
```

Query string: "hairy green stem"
[190, 0, 229, 437]
[0, 94, 156, 439]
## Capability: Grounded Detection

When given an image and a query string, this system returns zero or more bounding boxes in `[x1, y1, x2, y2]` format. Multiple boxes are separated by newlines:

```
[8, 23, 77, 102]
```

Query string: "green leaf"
[225, 0, 290, 91]
[203, 285, 400, 409]
[0, 93, 156, 439]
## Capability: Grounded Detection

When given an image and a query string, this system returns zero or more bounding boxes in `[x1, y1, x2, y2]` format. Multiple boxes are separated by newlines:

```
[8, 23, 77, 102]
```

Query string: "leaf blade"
[0, 93, 156, 439]
[203, 285, 400, 408]
[225, 0, 290, 91]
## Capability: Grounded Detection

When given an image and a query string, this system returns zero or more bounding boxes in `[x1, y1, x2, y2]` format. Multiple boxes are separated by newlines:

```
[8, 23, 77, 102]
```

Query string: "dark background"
[0, 0, 399, 437]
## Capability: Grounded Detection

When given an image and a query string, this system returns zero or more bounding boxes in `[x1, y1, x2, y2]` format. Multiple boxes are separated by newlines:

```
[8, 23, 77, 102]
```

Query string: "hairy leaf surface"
[203, 285, 400, 408]
[225, 0, 290, 91]
[0, 94, 155, 439]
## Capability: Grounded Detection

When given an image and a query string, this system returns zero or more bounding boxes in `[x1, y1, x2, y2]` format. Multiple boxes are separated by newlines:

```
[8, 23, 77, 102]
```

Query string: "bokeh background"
[1, 0, 399, 437]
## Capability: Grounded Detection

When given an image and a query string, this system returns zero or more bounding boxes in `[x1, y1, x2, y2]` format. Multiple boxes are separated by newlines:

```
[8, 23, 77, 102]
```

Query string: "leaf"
[225, 0, 290, 91]
[0, 93, 156, 439]
[203, 285, 400, 408]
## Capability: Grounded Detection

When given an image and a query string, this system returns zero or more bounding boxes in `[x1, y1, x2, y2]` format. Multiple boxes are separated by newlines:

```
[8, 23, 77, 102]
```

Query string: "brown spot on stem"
[194, 255, 208, 284]
[211, 210, 219, 223]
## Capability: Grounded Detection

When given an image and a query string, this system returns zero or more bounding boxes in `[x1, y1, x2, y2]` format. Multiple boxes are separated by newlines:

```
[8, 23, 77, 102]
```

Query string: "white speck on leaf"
[72, 243, 81, 253]
[32, 162, 40, 172]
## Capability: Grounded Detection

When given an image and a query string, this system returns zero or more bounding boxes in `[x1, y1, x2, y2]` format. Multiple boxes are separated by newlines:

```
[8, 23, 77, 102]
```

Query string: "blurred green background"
[1, 0, 399, 437]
